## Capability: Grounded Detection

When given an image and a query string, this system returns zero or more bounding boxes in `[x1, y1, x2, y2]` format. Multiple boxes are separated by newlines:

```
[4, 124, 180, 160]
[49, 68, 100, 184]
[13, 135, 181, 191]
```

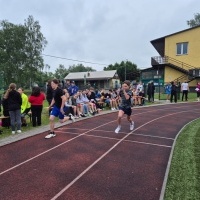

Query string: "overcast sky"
[0, 0, 199, 72]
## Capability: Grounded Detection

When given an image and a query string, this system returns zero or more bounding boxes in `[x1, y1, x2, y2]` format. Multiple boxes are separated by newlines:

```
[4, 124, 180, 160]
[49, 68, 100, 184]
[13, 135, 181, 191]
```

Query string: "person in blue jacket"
[165, 82, 171, 102]
[68, 81, 79, 96]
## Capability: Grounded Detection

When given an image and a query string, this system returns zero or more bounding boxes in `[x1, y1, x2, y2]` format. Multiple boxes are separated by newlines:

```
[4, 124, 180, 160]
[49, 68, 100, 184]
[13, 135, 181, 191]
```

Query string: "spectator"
[147, 82, 152, 102]
[1, 92, 10, 128]
[136, 81, 143, 92]
[46, 80, 54, 105]
[195, 82, 200, 101]
[165, 82, 171, 102]
[63, 79, 71, 91]
[76, 91, 87, 117]
[4, 83, 22, 134]
[181, 80, 189, 101]
[29, 86, 46, 127]
[170, 81, 177, 103]
[64, 89, 78, 118]
[151, 81, 155, 102]
[138, 90, 145, 105]
[68, 81, 79, 96]
[18, 88, 31, 127]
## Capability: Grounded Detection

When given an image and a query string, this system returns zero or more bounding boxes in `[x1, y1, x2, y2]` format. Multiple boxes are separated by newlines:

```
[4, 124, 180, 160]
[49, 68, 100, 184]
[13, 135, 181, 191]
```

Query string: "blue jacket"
[68, 85, 79, 96]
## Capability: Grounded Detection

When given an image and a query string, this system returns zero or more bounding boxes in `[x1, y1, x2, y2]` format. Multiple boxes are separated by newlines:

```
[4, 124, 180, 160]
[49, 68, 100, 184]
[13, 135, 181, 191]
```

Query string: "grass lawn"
[155, 92, 198, 102]
[164, 118, 200, 200]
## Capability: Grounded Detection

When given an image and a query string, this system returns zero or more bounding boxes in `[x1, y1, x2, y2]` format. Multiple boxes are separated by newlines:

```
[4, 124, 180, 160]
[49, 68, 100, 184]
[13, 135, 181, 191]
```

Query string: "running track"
[0, 103, 199, 200]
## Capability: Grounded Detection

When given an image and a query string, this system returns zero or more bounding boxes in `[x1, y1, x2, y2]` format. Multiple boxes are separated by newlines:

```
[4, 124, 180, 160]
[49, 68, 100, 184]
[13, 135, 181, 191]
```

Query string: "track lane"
[0, 103, 199, 200]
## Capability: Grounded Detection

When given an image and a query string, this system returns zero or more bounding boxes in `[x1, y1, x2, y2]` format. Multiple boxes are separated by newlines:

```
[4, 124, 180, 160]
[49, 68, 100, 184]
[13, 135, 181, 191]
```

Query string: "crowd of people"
[164, 80, 193, 103]
[1, 84, 46, 134]
[45, 79, 138, 138]
[0, 79, 141, 137]
[2, 78, 198, 137]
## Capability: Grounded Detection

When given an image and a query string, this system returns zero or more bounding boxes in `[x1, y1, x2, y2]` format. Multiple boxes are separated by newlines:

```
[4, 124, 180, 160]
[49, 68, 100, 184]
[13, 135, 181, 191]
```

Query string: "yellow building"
[150, 25, 200, 88]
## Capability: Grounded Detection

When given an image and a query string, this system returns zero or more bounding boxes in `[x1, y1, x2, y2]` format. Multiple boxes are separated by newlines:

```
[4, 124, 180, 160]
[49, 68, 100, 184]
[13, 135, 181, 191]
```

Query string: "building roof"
[64, 70, 118, 81]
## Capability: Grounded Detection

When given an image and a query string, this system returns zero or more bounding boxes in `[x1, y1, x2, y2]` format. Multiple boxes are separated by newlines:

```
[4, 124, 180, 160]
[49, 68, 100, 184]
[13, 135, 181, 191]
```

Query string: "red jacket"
[29, 93, 45, 105]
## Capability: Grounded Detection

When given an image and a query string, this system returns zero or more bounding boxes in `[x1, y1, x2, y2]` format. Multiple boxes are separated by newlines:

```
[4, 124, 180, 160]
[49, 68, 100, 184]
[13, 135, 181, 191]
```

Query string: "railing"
[151, 56, 198, 83]
[151, 56, 198, 71]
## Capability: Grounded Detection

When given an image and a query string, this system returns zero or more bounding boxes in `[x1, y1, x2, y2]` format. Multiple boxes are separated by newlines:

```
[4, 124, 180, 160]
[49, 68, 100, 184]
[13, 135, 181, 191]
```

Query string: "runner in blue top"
[115, 80, 134, 134]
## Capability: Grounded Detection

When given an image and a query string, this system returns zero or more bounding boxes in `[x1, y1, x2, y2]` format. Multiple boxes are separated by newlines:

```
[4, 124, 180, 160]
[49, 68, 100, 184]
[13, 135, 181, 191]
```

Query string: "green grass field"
[164, 118, 200, 200]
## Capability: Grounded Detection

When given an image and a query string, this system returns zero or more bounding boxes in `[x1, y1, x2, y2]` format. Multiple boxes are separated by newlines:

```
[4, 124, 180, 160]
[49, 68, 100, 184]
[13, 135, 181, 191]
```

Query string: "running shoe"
[45, 132, 56, 139]
[130, 122, 134, 131]
[115, 126, 121, 134]
[69, 114, 75, 122]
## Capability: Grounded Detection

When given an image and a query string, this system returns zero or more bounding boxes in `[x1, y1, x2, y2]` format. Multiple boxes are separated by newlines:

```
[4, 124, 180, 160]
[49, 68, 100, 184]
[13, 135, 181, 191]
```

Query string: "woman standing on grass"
[28, 86, 46, 127]
[4, 83, 22, 134]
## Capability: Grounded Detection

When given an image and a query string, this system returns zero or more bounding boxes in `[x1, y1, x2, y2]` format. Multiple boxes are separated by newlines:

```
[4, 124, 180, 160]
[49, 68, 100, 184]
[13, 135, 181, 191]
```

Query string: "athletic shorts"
[119, 106, 132, 116]
[50, 106, 64, 119]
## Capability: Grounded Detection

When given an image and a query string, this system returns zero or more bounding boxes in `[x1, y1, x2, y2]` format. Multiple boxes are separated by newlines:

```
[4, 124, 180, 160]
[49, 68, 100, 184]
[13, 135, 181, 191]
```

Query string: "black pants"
[182, 90, 188, 101]
[171, 92, 177, 103]
[31, 105, 43, 126]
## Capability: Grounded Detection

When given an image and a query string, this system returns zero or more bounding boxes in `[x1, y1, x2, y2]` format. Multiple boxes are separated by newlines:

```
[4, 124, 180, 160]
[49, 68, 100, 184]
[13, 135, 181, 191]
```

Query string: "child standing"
[115, 80, 134, 134]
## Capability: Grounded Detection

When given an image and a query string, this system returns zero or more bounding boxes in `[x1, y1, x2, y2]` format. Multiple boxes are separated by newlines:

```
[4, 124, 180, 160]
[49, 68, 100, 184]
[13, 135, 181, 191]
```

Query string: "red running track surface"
[0, 103, 199, 200]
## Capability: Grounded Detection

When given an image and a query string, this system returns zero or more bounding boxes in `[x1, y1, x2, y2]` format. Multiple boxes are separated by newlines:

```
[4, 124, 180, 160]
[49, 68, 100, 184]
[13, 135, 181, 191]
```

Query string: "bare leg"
[49, 115, 55, 132]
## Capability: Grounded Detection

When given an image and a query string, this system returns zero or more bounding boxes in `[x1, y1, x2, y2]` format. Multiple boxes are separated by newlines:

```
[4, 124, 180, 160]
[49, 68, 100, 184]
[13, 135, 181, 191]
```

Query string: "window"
[176, 42, 188, 55]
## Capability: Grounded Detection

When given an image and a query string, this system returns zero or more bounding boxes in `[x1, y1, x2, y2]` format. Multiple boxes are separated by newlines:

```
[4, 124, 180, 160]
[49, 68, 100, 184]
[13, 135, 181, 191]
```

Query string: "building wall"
[164, 27, 200, 87]
[165, 27, 200, 68]
[164, 66, 183, 83]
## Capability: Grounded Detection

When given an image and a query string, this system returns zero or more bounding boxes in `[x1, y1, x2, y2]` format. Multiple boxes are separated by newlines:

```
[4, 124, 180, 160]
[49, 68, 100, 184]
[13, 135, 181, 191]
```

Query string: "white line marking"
[0, 120, 117, 176]
[0, 106, 198, 178]
[80, 134, 172, 148]
[51, 110, 193, 200]
[133, 133, 174, 140]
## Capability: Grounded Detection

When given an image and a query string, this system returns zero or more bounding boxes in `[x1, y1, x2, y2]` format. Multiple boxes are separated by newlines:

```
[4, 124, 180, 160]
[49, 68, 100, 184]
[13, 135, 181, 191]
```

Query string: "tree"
[54, 64, 68, 80]
[68, 64, 96, 72]
[104, 60, 140, 82]
[0, 20, 27, 86]
[187, 13, 200, 27]
[0, 16, 47, 88]
[24, 15, 47, 87]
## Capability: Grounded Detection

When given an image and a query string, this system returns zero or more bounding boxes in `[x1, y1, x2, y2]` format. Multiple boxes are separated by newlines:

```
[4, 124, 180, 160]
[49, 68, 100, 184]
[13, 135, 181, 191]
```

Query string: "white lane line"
[0, 119, 118, 176]
[56, 128, 174, 141]
[0, 109, 151, 176]
[132, 133, 174, 140]
[51, 110, 192, 200]
[80, 134, 172, 148]
[0, 107, 198, 177]
[58, 127, 90, 131]
[92, 129, 175, 140]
